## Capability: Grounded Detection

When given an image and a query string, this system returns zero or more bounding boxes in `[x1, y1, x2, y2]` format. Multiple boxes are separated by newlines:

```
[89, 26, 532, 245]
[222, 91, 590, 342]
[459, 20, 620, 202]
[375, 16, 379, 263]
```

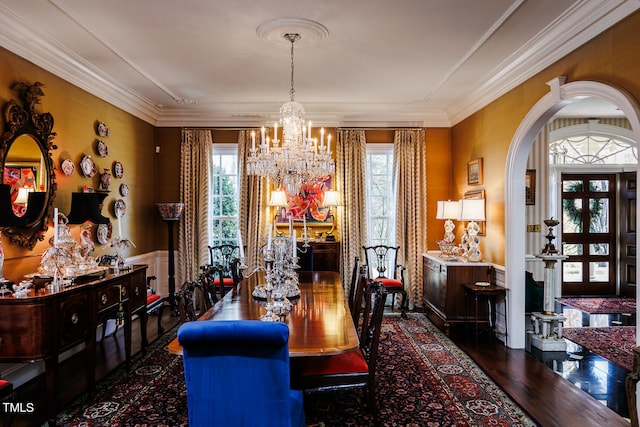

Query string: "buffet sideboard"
[0, 265, 148, 421]
[422, 252, 492, 335]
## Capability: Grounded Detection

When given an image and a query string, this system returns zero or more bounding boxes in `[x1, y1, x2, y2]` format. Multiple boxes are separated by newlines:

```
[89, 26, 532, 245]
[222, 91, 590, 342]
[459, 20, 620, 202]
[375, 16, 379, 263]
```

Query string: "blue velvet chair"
[178, 320, 306, 427]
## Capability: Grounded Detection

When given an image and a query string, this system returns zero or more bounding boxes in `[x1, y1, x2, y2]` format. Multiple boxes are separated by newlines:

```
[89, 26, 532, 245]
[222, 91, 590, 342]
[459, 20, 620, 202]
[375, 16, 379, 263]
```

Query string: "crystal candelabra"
[250, 234, 301, 321]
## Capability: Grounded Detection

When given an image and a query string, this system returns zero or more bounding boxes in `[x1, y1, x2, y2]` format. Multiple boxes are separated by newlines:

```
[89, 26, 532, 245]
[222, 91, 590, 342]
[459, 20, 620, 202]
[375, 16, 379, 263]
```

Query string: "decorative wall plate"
[113, 161, 124, 178]
[80, 155, 97, 178]
[96, 223, 110, 245]
[114, 199, 126, 217]
[60, 159, 75, 176]
[97, 121, 109, 137]
[97, 140, 109, 157]
[119, 183, 129, 196]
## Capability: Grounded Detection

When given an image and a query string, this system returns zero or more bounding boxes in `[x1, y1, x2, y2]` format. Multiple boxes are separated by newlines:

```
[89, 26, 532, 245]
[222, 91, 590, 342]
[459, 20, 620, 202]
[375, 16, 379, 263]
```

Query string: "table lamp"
[322, 190, 340, 241]
[436, 200, 459, 243]
[458, 198, 485, 262]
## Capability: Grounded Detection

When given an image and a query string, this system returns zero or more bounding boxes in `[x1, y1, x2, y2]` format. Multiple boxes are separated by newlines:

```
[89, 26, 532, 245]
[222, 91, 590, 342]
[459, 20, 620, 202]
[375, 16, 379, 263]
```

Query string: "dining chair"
[292, 282, 387, 419]
[207, 244, 243, 297]
[178, 320, 306, 427]
[347, 256, 360, 312]
[175, 281, 198, 323]
[351, 265, 369, 331]
[362, 244, 408, 317]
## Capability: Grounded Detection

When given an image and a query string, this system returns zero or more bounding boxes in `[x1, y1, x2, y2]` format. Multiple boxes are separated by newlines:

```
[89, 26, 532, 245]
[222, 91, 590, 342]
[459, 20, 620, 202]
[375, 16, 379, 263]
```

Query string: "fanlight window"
[549, 120, 637, 165]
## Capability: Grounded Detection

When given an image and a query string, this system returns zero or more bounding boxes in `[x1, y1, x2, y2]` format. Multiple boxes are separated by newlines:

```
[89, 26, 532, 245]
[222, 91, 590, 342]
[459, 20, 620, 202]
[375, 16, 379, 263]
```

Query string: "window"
[211, 144, 240, 247]
[365, 144, 395, 246]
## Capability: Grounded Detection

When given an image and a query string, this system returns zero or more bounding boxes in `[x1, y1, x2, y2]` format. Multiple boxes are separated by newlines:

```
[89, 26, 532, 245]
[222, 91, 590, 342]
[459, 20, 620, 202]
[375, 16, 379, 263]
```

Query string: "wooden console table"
[0, 265, 147, 421]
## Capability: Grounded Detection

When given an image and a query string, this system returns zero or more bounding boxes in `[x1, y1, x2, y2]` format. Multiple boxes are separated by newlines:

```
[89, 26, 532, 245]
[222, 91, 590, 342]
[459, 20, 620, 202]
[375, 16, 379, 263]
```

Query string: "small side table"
[462, 282, 507, 339]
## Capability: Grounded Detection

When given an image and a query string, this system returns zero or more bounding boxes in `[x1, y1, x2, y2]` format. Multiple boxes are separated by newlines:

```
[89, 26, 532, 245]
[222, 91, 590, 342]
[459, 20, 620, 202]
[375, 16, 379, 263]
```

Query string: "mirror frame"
[0, 82, 57, 250]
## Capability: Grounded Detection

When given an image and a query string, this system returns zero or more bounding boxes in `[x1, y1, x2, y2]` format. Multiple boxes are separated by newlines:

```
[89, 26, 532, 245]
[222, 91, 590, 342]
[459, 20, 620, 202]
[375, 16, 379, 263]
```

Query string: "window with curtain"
[211, 144, 240, 246]
[365, 144, 395, 245]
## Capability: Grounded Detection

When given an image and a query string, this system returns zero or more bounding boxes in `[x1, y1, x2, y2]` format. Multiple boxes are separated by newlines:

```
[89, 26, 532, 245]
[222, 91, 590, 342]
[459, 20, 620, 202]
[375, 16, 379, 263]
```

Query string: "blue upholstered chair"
[178, 320, 306, 427]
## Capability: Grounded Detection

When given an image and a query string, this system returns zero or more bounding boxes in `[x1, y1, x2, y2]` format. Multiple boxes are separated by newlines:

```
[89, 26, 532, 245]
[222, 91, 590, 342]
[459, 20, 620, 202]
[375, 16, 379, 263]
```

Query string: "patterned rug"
[556, 297, 636, 314]
[563, 326, 635, 371]
[57, 314, 538, 426]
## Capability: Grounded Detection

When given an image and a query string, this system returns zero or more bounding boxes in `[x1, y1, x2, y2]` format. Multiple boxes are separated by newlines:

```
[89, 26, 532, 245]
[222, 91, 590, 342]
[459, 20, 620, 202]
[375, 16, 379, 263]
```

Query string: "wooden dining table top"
[167, 270, 359, 358]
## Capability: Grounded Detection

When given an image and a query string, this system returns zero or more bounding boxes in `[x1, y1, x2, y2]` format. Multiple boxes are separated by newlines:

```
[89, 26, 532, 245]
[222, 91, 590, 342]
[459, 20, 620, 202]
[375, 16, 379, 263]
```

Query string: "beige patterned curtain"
[238, 130, 270, 269]
[177, 129, 214, 285]
[336, 129, 367, 290]
[394, 129, 427, 309]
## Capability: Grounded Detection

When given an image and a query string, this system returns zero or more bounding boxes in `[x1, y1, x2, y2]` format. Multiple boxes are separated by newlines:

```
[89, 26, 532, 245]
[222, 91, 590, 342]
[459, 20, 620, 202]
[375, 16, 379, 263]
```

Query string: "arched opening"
[505, 77, 640, 348]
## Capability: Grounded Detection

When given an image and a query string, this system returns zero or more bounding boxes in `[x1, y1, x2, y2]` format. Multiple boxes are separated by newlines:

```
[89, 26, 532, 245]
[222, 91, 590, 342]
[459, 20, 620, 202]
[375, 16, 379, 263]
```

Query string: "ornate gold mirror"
[0, 82, 57, 249]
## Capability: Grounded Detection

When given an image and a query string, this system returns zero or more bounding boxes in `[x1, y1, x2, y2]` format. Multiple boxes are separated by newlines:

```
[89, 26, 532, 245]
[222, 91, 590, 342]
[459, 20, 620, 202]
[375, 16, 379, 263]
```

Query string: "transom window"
[211, 144, 239, 247]
[365, 144, 395, 246]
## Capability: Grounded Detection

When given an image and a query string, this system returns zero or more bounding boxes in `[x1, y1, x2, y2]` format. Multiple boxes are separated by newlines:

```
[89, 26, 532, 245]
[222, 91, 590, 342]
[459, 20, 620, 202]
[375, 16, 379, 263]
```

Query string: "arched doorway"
[505, 77, 640, 348]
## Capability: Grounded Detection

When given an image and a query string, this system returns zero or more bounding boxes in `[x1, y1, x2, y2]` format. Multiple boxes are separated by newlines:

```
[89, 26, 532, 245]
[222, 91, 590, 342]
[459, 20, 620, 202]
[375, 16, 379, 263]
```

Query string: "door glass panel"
[590, 262, 609, 282]
[589, 198, 609, 233]
[563, 199, 582, 233]
[589, 243, 609, 255]
[589, 180, 610, 192]
[563, 180, 583, 192]
[563, 262, 582, 282]
[563, 243, 583, 256]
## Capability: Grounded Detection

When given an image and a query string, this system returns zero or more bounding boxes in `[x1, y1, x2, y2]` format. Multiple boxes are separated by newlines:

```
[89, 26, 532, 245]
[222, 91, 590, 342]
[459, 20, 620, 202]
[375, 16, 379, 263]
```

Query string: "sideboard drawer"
[96, 283, 127, 314]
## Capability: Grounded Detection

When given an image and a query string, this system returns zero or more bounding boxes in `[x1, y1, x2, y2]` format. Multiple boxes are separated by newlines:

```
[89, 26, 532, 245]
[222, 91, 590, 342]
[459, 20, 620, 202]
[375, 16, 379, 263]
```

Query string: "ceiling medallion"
[256, 18, 329, 48]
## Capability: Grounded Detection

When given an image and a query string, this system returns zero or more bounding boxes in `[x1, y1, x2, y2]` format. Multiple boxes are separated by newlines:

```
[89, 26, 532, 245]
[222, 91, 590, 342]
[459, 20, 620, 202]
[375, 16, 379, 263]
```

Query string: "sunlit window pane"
[563, 262, 582, 282]
[563, 243, 583, 256]
[563, 199, 582, 233]
[589, 198, 609, 233]
[589, 243, 609, 255]
[590, 262, 609, 282]
[366, 145, 394, 246]
[589, 180, 609, 192]
[563, 180, 583, 192]
[211, 146, 239, 246]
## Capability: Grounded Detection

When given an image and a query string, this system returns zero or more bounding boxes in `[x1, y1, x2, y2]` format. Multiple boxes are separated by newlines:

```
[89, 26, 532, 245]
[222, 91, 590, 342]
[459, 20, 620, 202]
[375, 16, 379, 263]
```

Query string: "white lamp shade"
[323, 190, 340, 207]
[436, 200, 459, 219]
[268, 190, 288, 207]
[14, 187, 31, 205]
[458, 198, 485, 221]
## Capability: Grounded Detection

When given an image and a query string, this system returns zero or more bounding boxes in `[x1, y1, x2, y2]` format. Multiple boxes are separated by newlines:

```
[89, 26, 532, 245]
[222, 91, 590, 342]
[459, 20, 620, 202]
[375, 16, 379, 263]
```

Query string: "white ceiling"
[0, 0, 636, 127]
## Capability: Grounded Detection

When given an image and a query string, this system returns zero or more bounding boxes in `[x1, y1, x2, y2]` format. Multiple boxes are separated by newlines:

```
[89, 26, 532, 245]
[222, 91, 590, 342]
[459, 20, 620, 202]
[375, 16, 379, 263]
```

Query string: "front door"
[620, 172, 637, 297]
[561, 173, 616, 295]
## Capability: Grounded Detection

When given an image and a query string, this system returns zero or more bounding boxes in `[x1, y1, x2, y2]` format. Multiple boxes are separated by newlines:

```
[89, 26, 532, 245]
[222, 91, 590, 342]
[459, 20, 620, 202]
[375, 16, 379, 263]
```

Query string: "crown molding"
[448, 0, 640, 125]
[0, 4, 162, 125]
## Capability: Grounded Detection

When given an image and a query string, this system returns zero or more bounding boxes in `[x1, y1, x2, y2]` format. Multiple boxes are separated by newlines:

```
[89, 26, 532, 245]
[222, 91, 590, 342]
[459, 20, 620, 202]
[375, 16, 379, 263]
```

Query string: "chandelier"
[247, 33, 334, 194]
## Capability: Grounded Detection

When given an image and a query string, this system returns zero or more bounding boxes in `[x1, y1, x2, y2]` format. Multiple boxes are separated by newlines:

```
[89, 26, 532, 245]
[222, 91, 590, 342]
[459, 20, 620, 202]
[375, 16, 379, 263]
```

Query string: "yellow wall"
[452, 11, 640, 266]
[0, 47, 157, 280]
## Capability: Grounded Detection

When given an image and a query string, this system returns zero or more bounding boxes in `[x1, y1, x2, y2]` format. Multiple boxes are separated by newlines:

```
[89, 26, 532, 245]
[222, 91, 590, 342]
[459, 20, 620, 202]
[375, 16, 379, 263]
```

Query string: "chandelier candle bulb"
[251, 131, 256, 152]
[320, 127, 324, 148]
[327, 134, 331, 154]
[274, 122, 278, 146]
[261, 126, 265, 146]
[303, 216, 306, 240]
[118, 216, 122, 238]
[267, 224, 272, 250]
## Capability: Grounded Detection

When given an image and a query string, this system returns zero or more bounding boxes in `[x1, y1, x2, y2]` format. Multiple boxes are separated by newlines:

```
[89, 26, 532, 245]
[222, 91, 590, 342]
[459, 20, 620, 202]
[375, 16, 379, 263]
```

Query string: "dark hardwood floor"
[3, 307, 633, 427]
[448, 313, 631, 427]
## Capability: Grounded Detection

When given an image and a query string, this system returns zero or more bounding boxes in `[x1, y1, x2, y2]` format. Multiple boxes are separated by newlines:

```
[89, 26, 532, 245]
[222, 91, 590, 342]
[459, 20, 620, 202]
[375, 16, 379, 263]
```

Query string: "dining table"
[168, 270, 359, 358]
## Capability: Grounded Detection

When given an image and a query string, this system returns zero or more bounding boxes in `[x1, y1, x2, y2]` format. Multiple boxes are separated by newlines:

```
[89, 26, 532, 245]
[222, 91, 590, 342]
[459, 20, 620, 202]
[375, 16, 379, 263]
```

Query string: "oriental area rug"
[556, 297, 636, 314]
[563, 326, 635, 371]
[56, 314, 538, 426]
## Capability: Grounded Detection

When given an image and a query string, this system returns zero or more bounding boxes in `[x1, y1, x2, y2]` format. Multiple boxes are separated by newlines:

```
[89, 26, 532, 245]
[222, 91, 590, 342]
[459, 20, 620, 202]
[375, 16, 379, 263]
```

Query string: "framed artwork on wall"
[467, 158, 483, 185]
[525, 169, 536, 205]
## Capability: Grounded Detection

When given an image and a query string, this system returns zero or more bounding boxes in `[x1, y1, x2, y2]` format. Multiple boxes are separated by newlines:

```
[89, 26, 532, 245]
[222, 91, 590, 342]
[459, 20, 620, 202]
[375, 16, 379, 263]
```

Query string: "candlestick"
[303, 216, 307, 240]
[53, 207, 59, 246]
[292, 229, 296, 258]
[267, 224, 272, 251]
